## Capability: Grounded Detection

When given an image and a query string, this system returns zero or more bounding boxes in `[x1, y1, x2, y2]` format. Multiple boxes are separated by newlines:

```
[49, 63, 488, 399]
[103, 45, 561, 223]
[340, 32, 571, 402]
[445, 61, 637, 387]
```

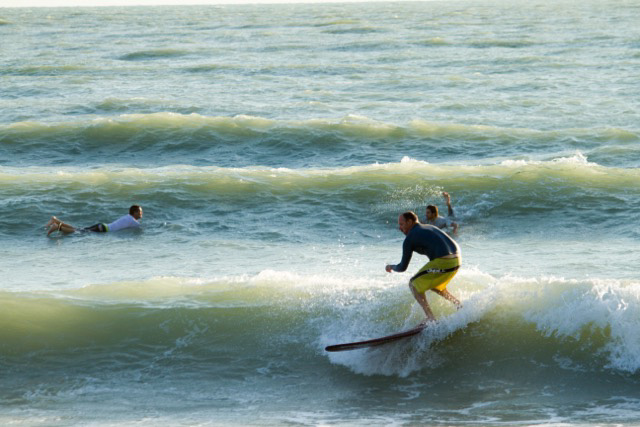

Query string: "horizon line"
[1, 0, 431, 8]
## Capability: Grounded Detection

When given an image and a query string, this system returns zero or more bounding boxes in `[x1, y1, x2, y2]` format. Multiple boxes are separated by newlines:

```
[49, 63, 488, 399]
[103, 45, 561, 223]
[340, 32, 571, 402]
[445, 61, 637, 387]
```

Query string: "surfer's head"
[129, 205, 143, 220]
[426, 205, 438, 221]
[398, 211, 419, 235]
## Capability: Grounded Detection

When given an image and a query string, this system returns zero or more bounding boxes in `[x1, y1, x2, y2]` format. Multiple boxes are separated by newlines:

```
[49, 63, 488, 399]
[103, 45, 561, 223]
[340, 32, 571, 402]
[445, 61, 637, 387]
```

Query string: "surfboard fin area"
[325, 324, 427, 352]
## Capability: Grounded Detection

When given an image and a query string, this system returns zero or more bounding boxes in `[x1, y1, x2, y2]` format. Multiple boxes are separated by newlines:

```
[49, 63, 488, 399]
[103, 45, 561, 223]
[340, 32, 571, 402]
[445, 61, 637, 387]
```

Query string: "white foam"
[499, 150, 593, 167]
[321, 269, 640, 376]
[522, 277, 640, 372]
[320, 269, 498, 377]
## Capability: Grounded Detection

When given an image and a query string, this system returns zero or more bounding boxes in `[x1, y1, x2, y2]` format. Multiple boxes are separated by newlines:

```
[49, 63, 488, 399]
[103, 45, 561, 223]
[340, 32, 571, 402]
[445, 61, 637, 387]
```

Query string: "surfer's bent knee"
[408, 280, 420, 294]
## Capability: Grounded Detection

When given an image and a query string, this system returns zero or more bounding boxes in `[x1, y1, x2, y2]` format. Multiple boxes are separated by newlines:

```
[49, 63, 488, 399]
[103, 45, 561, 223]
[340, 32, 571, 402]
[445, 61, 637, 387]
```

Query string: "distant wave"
[3, 113, 636, 144]
[1, 156, 639, 226]
[321, 26, 386, 35]
[0, 65, 87, 76]
[414, 37, 538, 49]
[468, 39, 538, 49]
[119, 49, 191, 61]
[1, 113, 638, 168]
[312, 19, 361, 27]
[416, 37, 449, 46]
[85, 97, 200, 115]
[1, 154, 637, 187]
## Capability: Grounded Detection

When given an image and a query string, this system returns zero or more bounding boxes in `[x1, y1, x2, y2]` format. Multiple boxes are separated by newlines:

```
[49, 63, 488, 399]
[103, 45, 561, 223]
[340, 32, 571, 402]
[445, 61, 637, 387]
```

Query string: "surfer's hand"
[385, 264, 393, 273]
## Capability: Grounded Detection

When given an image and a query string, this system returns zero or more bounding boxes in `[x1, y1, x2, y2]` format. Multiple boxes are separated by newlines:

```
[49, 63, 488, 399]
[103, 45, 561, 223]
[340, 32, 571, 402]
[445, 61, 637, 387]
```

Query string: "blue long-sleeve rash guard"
[392, 224, 460, 272]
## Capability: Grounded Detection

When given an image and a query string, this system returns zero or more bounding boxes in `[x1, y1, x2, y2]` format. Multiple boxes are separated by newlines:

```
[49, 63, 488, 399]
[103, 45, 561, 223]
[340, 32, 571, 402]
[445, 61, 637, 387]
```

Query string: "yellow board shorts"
[410, 256, 461, 293]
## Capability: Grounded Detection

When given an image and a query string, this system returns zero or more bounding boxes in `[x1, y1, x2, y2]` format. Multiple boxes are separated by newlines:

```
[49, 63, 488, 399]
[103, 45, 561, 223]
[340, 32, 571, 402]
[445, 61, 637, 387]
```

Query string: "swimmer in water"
[425, 191, 458, 234]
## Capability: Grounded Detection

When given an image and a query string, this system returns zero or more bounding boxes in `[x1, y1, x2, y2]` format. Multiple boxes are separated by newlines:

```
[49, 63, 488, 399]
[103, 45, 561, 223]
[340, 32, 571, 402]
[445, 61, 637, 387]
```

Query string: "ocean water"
[1, 0, 640, 425]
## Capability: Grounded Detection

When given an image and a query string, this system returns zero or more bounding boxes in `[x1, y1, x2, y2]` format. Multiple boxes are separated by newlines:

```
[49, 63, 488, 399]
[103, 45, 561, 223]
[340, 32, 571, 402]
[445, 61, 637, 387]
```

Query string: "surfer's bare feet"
[418, 318, 436, 327]
[47, 222, 61, 236]
[45, 216, 58, 228]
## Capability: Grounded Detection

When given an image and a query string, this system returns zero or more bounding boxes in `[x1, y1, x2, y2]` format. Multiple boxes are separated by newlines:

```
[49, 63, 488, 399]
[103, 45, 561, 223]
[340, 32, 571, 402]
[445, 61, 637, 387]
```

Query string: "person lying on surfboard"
[46, 205, 143, 236]
[385, 211, 462, 323]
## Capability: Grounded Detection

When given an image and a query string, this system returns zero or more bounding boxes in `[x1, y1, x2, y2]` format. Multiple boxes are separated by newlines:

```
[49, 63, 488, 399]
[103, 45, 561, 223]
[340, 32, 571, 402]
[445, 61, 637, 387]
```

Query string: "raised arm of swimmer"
[425, 192, 459, 234]
[443, 191, 454, 217]
[443, 192, 459, 234]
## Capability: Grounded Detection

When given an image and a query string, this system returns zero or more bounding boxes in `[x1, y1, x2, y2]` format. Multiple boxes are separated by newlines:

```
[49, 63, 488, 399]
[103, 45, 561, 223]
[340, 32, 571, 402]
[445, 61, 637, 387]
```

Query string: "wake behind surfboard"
[325, 324, 427, 352]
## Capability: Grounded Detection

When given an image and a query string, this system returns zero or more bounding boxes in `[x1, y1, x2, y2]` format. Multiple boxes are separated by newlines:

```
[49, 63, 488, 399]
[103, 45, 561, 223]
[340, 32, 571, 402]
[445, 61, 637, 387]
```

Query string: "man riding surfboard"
[385, 211, 462, 323]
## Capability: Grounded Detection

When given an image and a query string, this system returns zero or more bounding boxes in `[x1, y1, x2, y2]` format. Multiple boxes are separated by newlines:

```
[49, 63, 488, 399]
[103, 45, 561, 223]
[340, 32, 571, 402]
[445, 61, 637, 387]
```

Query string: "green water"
[1, 0, 640, 425]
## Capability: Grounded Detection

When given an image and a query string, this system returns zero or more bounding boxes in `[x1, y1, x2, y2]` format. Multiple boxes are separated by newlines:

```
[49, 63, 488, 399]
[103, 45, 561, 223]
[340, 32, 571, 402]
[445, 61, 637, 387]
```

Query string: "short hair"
[129, 205, 142, 215]
[401, 211, 419, 223]
[426, 205, 438, 216]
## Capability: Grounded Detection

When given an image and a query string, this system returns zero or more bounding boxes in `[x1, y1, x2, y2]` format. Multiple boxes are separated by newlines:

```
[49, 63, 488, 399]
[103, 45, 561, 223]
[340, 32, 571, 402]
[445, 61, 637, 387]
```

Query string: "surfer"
[386, 211, 462, 323]
[46, 205, 143, 236]
[426, 191, 458, 234]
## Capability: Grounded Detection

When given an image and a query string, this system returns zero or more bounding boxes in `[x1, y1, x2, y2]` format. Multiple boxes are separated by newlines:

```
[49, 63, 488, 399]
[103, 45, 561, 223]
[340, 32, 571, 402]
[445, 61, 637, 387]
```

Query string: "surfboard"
[325, 324, 427, 352]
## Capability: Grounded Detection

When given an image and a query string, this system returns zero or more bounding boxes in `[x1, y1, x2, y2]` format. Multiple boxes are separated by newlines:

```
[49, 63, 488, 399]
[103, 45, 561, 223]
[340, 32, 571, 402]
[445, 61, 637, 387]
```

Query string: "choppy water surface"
[1, 1, 640, 425]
